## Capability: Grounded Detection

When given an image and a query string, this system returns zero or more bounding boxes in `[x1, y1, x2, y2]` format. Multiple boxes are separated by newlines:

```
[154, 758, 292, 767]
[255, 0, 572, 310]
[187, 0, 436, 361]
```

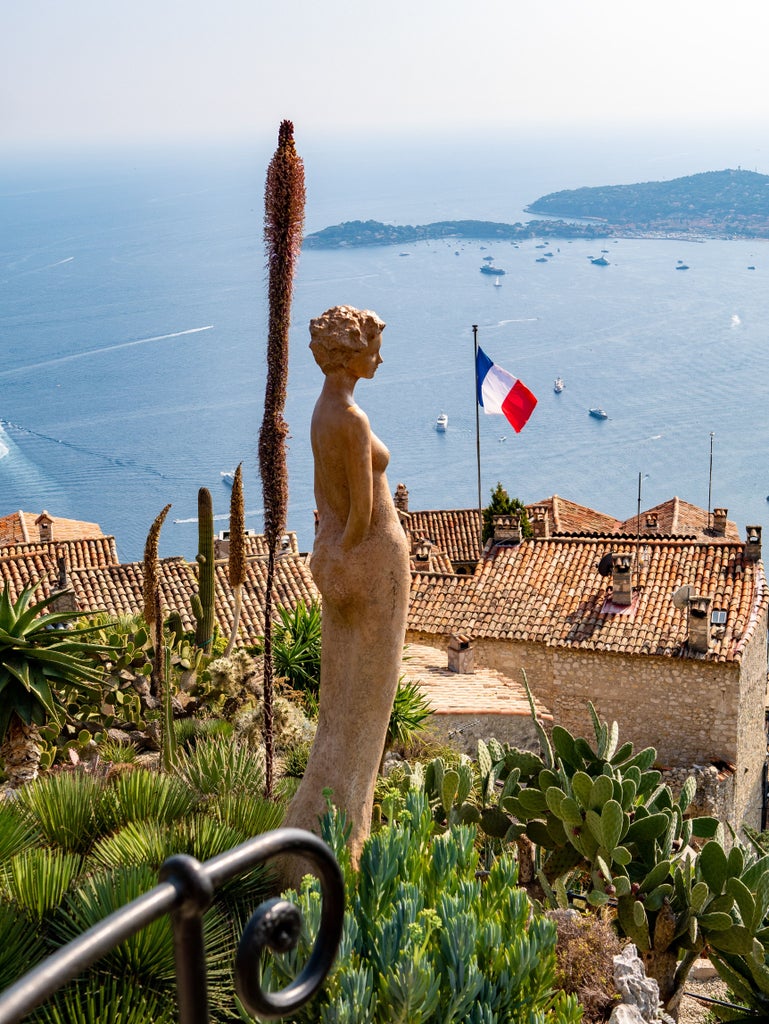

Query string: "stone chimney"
[611, 553, 633, 606]
[448, 634, 474, 674]
[688, 594, 712, 653]
[48, 554, 78, 615]
[393, 482, 409, 514]
[744, 525, 762, 563]
[36, 511, 54, 542]
[412, 536, 432, 566]
[712, 508, 728, 537]
[644, 512, 659, 533]
[530, 505, 551, 539]
[492, 513, 521, 544]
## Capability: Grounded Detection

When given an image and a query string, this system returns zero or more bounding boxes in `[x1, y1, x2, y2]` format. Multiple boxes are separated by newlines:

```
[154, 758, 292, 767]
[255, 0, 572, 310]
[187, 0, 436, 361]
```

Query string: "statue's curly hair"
[309, 305, 385, 372]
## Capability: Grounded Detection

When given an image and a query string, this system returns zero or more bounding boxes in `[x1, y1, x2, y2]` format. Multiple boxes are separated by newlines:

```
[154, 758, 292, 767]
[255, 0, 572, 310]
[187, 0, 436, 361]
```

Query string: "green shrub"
[262, 791, 582, 1024]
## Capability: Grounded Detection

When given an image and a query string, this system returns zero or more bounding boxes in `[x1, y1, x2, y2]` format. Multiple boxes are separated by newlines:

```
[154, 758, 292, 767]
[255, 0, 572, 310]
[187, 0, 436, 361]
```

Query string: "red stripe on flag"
[501, 379, 537, 433]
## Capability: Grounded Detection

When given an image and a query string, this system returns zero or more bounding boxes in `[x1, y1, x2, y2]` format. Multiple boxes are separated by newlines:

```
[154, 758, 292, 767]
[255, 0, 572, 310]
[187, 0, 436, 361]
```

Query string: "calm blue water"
[1, 136, 767, 562]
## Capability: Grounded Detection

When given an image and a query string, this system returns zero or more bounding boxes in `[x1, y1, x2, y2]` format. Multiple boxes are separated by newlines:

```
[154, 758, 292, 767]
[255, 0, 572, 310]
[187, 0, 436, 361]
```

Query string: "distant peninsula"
[303, 169, 769, 249]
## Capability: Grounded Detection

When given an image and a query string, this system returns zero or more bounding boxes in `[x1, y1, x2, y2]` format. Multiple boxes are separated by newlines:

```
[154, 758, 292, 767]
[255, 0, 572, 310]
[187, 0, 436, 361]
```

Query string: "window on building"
[711, 609, 727, 626]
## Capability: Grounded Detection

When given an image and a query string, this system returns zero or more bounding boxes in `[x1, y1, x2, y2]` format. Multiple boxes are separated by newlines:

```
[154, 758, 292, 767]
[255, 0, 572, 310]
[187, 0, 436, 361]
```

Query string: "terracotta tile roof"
[528, 495, 621, 535]
[239, 532, 301, 557]
[401, 643, 552, 721]
[409, 536, 767, 663]
[409, 548, 455, 574]
[617, 498, 741, 542]
[0, 537, 120, 601]
[405, 509, 483, 565]
[0, 510, 105, 546]
[65, 553, 319, 644]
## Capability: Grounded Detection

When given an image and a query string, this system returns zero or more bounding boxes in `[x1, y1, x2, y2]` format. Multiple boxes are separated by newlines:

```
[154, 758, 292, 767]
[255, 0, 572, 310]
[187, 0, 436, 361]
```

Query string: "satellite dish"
[597, 552, 614, 577]
[672, 585, 693, 610]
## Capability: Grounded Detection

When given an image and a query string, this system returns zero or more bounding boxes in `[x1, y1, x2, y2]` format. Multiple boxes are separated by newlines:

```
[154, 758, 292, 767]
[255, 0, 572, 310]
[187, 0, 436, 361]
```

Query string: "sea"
[2, 129, 768, 563]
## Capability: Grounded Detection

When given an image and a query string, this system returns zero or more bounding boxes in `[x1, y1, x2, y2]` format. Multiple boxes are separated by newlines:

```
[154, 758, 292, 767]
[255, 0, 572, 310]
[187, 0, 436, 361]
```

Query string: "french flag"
[476, 347, 537, 433]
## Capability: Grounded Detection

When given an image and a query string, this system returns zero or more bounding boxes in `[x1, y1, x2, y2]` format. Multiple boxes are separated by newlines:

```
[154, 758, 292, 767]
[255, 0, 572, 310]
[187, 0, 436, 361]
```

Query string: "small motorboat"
[553, 377, 565, 393]
[221, 471, 235, 487]
[589, 408, 608, 420]
[435, 412, 448, 432]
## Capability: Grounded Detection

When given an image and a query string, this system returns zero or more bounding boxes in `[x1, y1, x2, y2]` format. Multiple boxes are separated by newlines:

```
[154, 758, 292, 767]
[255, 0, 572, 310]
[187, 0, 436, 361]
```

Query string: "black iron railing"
[0, 827, 344, 1024]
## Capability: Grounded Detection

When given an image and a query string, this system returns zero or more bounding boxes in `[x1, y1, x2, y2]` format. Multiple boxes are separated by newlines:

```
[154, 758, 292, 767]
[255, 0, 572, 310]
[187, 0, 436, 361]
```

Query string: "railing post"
[159, 855, 215, 1024]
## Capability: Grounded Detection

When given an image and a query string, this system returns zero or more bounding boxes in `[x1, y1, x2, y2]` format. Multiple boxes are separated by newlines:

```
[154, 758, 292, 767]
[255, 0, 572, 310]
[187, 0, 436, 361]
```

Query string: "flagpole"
[473, 324, 483, 550]
[707, 431, 715, 533]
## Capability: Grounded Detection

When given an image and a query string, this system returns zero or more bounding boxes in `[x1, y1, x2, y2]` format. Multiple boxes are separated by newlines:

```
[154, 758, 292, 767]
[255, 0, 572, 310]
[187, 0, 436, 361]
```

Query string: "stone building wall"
[406, 625, 768, 832]
[421, 712, 543, 758]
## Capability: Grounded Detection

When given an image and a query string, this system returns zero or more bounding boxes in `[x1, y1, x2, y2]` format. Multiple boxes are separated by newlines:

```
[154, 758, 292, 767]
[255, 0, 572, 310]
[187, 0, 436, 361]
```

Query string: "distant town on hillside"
[303, 169, 769, 248]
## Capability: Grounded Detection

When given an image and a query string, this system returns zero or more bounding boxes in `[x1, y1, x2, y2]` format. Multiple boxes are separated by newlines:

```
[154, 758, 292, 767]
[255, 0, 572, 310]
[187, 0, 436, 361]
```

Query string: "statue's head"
[309, 305, 385, 373]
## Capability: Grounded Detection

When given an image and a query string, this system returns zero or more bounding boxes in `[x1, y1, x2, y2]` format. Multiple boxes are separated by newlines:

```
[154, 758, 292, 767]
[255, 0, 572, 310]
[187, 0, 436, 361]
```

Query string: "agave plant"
[0, 582, 106, 787]
[271, 600, 322, 700]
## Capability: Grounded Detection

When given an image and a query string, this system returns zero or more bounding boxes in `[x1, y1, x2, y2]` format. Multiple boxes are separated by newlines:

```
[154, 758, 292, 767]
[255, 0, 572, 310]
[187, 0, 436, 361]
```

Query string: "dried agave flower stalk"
[259, 119, 305, 797]
[142, 504, 171, 627]
[224, 463, 245, 657]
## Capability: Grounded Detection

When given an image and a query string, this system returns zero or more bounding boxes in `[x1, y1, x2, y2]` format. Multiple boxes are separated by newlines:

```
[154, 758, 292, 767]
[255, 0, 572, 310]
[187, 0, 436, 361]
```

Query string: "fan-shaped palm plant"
[0, 582, 105, 787]
[32, 973, 175, 1024]
[14, 771, 112, 854]
[0, 901, 46, 991]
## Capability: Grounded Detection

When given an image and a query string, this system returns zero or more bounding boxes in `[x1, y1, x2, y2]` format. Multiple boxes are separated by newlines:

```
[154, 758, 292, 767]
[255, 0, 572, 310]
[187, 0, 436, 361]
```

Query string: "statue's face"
[347, 332, 382, 380]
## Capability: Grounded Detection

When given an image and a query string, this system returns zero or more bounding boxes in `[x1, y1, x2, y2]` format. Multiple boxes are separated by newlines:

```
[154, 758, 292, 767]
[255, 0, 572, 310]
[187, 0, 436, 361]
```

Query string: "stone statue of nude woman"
[280, 305, 410, 873]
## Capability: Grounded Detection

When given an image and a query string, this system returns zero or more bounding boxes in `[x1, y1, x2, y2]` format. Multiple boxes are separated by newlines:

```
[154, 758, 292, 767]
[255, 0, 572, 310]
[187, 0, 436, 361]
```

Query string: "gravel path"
[678, 972, 729, 1024]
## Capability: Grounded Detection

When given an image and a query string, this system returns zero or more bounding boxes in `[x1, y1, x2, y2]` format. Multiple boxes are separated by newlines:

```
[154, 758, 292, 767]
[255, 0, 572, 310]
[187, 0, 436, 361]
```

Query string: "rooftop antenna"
[707, 432, 715, 533]
[635, 471, 642, 590]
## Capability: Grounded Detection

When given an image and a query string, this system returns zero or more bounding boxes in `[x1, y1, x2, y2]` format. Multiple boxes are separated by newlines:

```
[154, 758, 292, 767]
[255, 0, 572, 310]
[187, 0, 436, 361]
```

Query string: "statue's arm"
[341, 408, 373, 550]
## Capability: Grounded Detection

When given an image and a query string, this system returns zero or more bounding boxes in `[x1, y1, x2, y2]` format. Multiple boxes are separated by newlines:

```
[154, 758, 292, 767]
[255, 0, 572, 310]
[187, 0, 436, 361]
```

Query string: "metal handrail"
[0, 827, 344, 1024]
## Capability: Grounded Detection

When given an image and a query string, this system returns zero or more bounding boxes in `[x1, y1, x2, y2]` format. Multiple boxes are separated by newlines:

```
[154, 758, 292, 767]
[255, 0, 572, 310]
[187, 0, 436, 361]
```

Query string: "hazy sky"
[3, 0, 769, 152]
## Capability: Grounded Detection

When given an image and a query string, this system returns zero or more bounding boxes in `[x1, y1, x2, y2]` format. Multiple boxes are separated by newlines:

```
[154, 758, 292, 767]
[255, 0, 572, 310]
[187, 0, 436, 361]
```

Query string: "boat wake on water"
[0, 326, 214, 380]
[0, 419, 168, 479]
[173, 509, 264, 525]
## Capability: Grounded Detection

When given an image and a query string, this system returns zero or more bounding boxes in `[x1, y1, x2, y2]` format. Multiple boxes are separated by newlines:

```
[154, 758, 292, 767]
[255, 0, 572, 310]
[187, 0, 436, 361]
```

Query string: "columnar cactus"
[192, 487, 215, 650]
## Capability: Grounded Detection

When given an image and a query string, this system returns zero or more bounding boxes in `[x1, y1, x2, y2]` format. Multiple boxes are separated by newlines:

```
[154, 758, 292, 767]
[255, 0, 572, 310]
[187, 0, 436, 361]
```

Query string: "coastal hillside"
[302, 217, 604, 249]
[525, 168, 769, 236]
[303, 169, 769, 248]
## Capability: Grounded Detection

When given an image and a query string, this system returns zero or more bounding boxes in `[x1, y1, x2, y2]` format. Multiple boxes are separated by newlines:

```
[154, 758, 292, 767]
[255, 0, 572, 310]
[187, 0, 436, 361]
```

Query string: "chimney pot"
[712, 508, 728, 537]
[645, 512, 659, 532]
[492, 513, 521, 544]
[611, 552, 633, 606]
[393, 483, 409, 514]
[744, 525, 762, 562]
[448, 634, 474, 674]
[36, 511, 54, 542]
[688, 594, 712, 652]
[531, 506, 551, 539]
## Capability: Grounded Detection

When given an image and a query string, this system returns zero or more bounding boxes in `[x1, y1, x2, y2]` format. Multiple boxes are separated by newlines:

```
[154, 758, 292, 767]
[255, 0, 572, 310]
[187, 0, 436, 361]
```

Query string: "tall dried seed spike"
[259, 118, 305, 550]
[143, 504, 171, 626]
[228, 463, 246, 589]
[259, 120, 305, 798]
